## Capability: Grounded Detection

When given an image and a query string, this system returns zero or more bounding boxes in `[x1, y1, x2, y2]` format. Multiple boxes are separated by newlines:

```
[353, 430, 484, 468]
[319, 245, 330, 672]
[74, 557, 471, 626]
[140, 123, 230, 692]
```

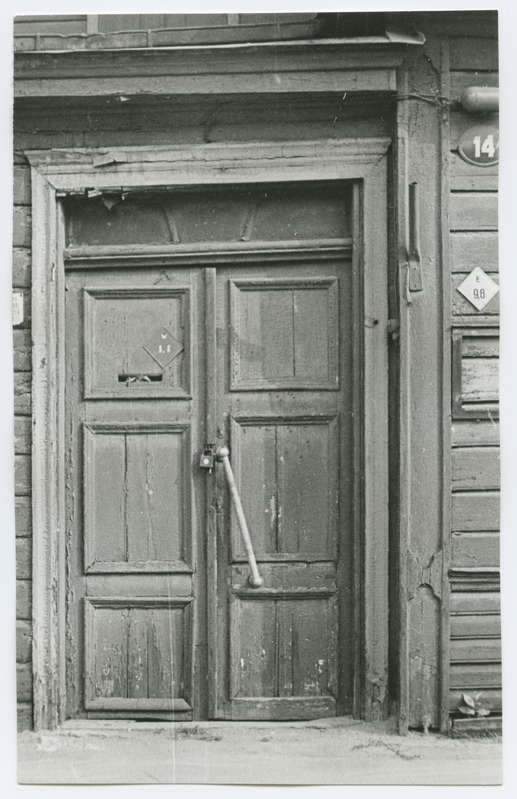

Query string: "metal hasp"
[215, 445, 264, 589]
[408, 181, 423, 292]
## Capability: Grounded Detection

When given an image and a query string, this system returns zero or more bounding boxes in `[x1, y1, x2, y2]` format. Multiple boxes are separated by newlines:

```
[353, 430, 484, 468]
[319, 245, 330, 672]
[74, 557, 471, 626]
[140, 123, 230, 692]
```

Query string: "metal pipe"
[216, 445, 264, 588]
[461, 86, 499, 113]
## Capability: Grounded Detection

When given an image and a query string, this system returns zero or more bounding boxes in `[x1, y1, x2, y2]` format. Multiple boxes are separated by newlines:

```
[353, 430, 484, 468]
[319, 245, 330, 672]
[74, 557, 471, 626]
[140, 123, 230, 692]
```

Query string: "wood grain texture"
[451, 590, 500, 613]
[450, 193, 498, 232]
[452, 447, 499, 490]
[452, 532, 499, 568]
[452, 492, 500, 531]
[408, 586, 440, 730]
[450, 232, 498, 273]
[448, 37, 499, 70]
[84, 598, 192, 711]
[450, 662, 501, 689]
[451, 420, 499, 447]
[462, 359, 498, 403]
[450, 637, 501, 662]
[451, 613, 501, 639]
[15, 69, 396, 99]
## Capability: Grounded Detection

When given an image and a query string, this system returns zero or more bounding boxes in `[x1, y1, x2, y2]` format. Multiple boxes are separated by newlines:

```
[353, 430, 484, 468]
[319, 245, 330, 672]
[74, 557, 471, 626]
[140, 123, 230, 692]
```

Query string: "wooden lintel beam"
[15, 69, 396, 98]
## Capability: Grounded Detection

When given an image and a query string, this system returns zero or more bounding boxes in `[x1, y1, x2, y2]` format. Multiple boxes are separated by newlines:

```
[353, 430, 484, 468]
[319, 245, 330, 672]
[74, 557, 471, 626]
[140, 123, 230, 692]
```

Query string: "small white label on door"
[457, 268, 499, 312]
[12, 291, 24, 326]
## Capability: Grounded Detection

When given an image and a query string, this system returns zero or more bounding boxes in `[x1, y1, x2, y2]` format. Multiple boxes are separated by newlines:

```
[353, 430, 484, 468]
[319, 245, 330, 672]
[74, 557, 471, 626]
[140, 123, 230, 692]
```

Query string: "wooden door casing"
[44, 142, 390, 726]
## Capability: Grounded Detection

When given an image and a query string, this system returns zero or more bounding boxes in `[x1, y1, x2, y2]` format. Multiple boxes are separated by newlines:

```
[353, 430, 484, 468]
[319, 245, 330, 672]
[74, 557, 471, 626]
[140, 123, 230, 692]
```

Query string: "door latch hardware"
[215, 445, 264, 589]
[408, 181, 423, 293]
[199, 444, 216, 473]
[118, 373, 163, 384]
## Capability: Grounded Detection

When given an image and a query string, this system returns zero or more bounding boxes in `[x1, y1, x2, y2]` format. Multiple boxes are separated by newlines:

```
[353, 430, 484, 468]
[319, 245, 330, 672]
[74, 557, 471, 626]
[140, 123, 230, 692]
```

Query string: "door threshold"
[58, 716, 363, 732]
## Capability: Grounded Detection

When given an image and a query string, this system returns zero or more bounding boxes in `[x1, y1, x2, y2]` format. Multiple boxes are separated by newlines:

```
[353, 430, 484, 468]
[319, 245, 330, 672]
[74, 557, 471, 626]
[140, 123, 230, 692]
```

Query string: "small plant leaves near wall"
[458, 125, 499, 167]
[458, 692, 491, 717]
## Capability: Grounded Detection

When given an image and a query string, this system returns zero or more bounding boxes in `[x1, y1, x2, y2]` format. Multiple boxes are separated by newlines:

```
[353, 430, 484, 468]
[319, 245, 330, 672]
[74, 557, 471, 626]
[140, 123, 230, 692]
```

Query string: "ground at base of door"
[17, 717, 502, 785]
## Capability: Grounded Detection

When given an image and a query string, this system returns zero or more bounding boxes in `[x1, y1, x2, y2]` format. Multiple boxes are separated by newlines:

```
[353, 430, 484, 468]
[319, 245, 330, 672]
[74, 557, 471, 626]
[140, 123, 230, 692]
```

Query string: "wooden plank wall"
[448, 32, 501, 716]
[13, 13, 501, 731]
[13, 156, 32, 731]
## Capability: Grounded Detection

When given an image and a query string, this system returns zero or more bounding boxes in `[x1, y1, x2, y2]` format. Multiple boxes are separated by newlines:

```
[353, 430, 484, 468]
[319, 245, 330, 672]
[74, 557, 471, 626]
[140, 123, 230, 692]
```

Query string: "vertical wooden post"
[30, 170, 64, 730]
[439, 38, 452, 735]
[396, 40, 451, 733]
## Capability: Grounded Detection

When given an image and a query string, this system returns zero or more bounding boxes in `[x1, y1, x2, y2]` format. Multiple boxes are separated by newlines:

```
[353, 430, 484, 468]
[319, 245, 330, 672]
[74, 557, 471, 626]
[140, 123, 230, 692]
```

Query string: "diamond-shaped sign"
[457, 267, 499, 312]
[143, 327, 183, 369]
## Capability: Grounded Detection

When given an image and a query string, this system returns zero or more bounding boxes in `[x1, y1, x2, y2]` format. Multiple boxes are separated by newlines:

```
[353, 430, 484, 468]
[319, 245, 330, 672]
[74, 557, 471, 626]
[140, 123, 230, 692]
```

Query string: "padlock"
[199, 446, 215, 472]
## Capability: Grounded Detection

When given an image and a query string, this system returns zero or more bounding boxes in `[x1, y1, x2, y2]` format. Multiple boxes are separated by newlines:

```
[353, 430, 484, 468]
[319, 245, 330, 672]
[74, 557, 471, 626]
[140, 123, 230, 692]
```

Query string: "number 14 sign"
[458, 125, 499, 167]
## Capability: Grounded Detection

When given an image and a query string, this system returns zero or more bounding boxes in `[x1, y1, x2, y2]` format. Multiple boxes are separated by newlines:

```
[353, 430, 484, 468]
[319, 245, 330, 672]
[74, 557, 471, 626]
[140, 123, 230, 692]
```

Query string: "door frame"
[27, 138, 390, 729]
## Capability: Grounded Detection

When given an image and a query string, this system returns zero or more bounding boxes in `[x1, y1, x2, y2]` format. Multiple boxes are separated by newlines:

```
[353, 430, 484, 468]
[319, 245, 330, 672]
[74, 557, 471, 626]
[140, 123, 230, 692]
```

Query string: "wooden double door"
[65, 186, 356, 721]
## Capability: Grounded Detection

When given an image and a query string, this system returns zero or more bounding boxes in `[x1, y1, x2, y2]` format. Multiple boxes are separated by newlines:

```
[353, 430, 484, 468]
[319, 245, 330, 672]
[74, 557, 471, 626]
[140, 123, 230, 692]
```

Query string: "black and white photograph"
[2, 0, 515, 793]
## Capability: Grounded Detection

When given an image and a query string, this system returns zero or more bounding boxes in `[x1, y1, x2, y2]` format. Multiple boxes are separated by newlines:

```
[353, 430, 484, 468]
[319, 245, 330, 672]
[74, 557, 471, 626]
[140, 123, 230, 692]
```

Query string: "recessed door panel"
[84, 598, 192, 712]
[229, 416, 339, 558]
[84, 424, 191, 573]
[84, 287, 190, 399]
[230, 278, 339, 390]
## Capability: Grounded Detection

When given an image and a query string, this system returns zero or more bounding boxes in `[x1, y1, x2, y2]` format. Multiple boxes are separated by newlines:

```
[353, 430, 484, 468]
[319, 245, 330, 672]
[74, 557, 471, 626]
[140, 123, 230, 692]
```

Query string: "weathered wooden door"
[64, 182, 356, 721]
[65, 264, 205, 720]
[210, 259, 354, 719]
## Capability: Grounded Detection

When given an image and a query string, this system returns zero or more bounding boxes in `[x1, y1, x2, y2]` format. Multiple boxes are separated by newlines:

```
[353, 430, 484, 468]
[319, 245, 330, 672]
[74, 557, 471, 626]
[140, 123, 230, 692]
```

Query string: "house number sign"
[458, 125, 499, 167]
[143, 327, 183, 368]
[457, 267, 499, 311]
